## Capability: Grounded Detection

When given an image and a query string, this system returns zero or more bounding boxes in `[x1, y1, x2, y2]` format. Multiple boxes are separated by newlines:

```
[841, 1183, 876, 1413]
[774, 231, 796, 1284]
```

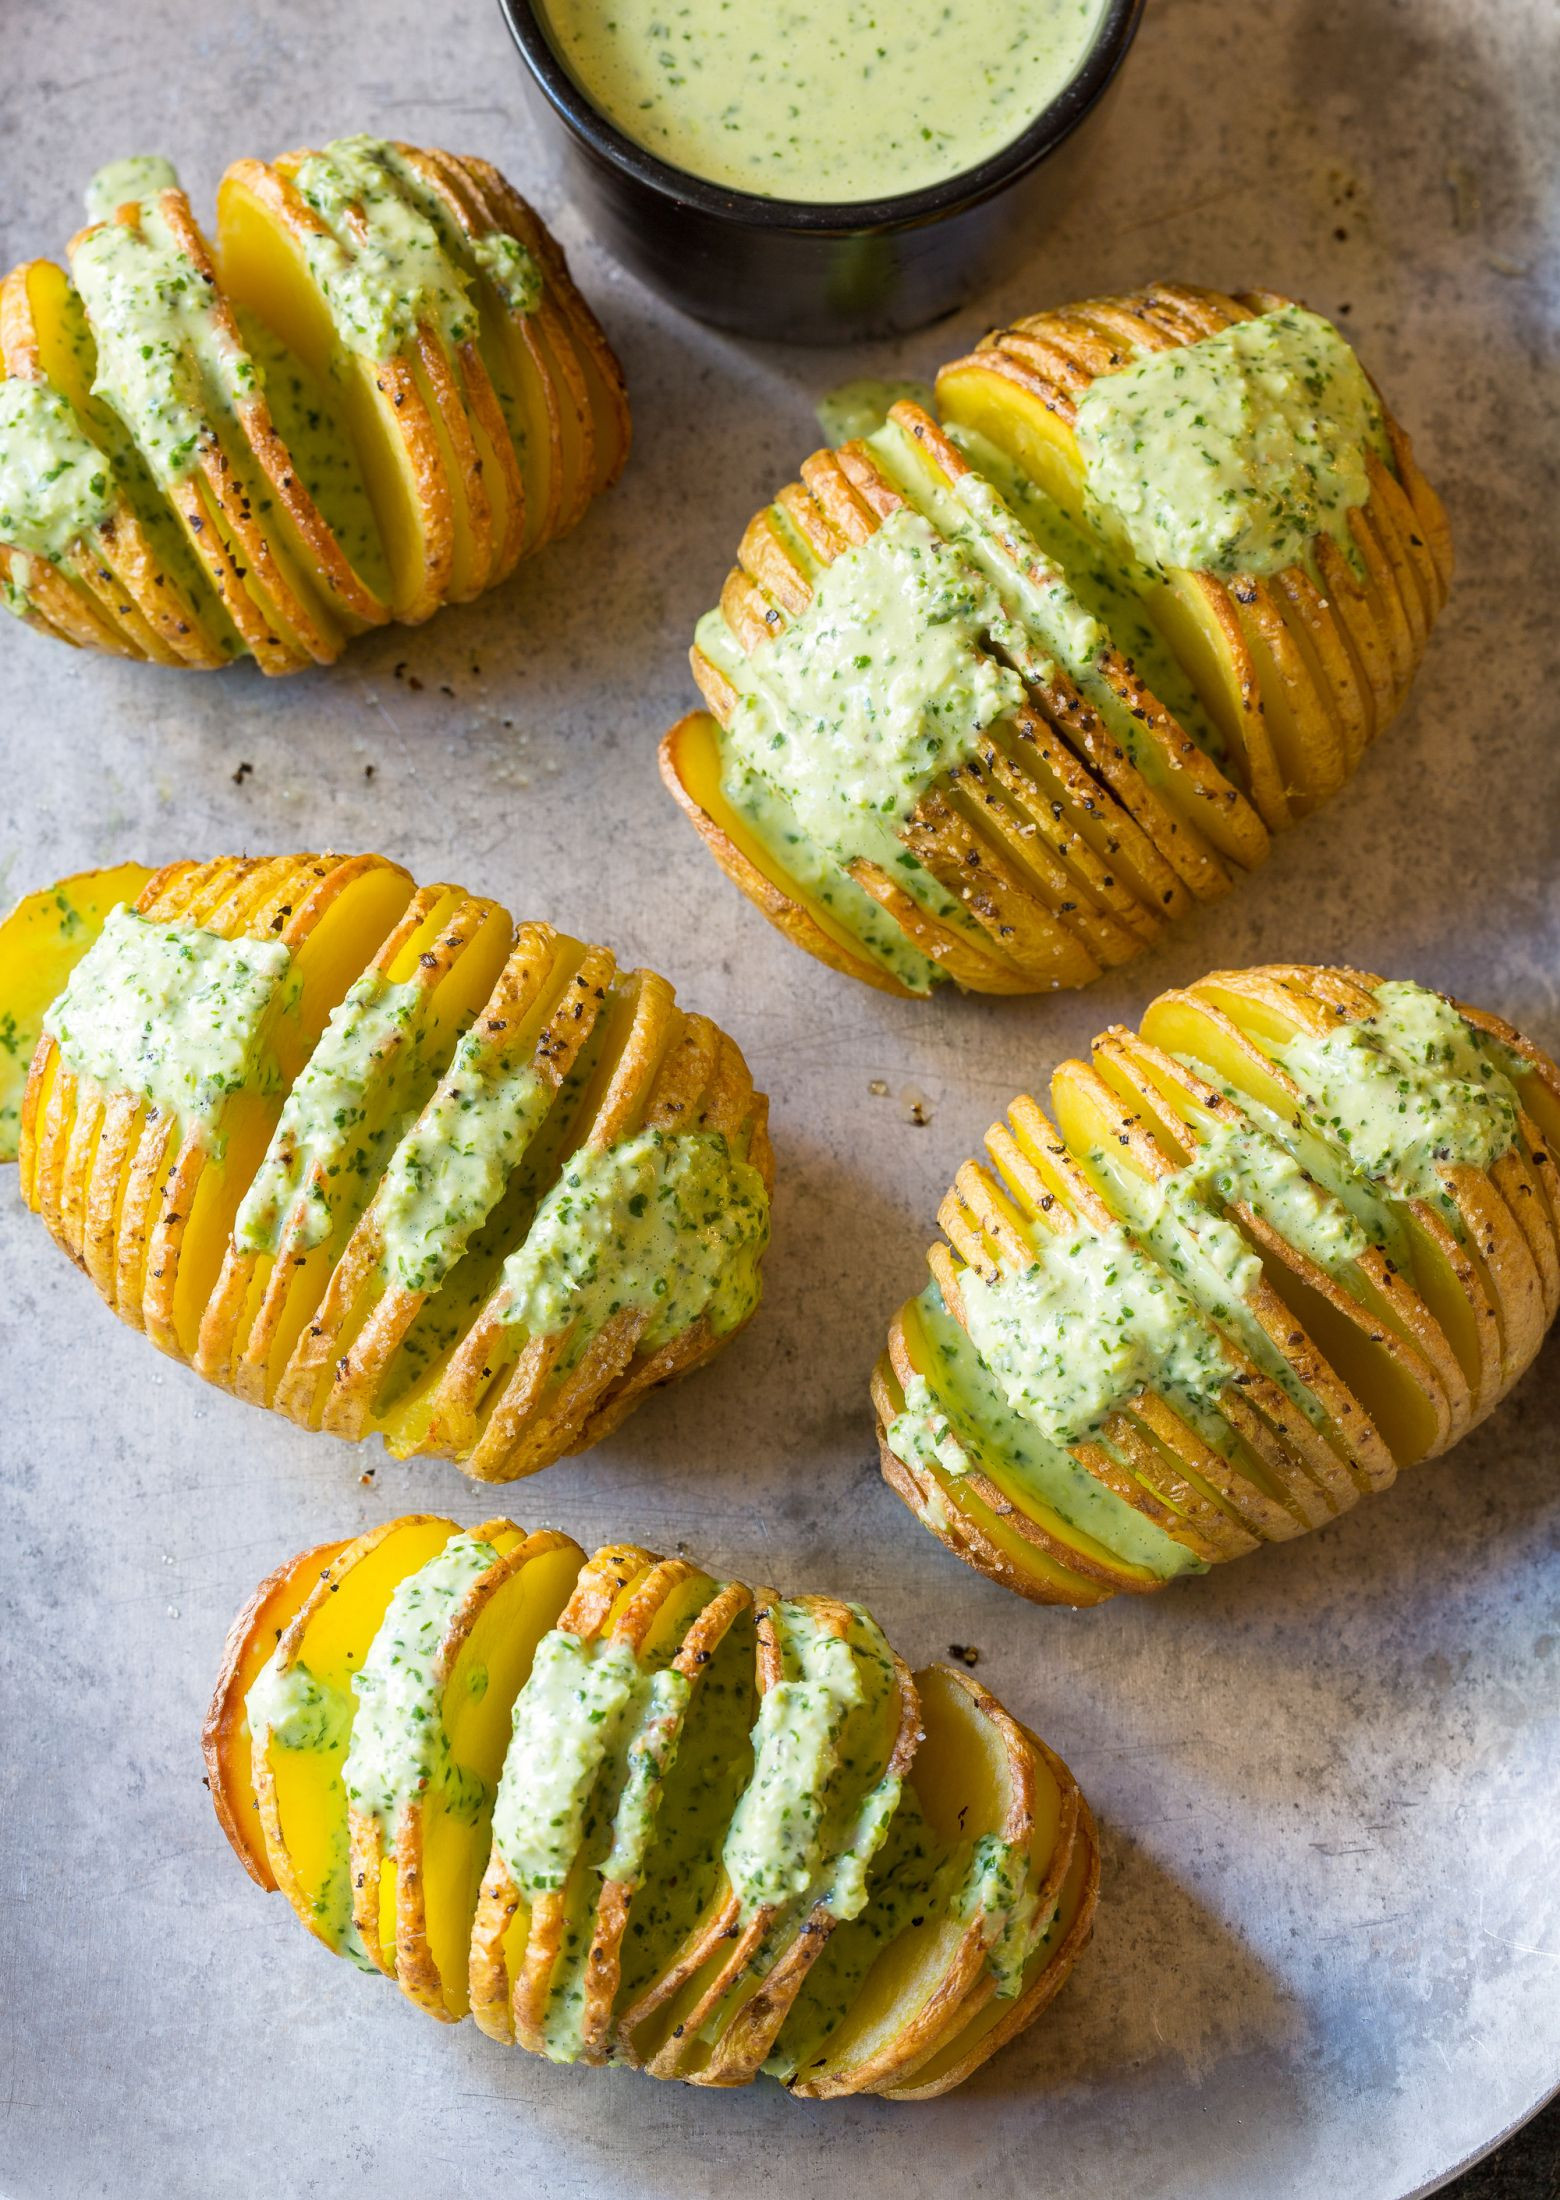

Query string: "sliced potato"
[879, 962, 1558, 1604]
[213, 1520, 1096, 2098]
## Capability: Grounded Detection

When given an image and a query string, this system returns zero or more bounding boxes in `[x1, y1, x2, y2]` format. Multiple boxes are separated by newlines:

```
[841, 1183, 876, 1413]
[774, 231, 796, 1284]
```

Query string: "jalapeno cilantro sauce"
[288, 136, 543, 362]
[342, 1532, 500, 1845]
[496, 1125, 769, 1355]
[1074, 305, 1389, 582]
[958, 1832, 1039, 1996]
[0, 380, 112, 563]
[373, 1027, 553, 1295]
[73, 177, 257, 485]
[83, 154, 179, 224]
[886, 1288, 1199, 1578]
[538, 0, 1107, 203]
[715, 506, 1023, 881]
[722, 1601, 896, 1922]
[243, 1652, 373, 1965]
[1278, 982, 1520, 1213]
[42, 905, 289, 1143]
[491, 1630, 653, 1894]
[960, 1222, 1242, 1448]
[232, 970, 430, 1256]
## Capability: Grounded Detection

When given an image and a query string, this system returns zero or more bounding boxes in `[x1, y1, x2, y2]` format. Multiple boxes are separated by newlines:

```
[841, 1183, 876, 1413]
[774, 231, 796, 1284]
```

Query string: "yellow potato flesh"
[168, 858, 416, 1359]
[0, 864, 154, 1161]
[215, 174, 431, 621]
[258, 1516, 459, 1952]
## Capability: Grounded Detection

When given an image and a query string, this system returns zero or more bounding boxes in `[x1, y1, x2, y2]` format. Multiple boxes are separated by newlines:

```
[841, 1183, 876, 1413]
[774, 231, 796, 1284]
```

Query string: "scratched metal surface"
[1, 0, 1556, 2194]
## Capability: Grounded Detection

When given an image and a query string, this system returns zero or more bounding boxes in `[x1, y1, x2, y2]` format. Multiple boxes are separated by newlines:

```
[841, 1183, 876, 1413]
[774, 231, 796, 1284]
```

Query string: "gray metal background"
[1, 1, 1556, 2194]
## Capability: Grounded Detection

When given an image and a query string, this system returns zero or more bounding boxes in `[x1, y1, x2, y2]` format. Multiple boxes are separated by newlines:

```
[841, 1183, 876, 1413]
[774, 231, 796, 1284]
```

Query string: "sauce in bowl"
[538, 0, 1109, 203]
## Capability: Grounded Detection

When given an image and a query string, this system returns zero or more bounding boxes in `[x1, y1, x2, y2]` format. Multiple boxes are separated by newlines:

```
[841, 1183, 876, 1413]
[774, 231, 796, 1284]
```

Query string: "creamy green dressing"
[597, 1667, 695, 1886]
[722, 1602, 879, 1919]
[0, 380, 112, 560]
[42, 906, 289, 1142]
[470, 229, 545, 319]
[1074, 305, 1388, 581]
[496, 1125, 769, 1355]
[342, 1532, 499, 1846]
[960, 1221, 1240, 1445]
[73, 188, 257, 484]
[815, 378, 935, 448]
[244, 1652, 372, 1966]
[717, 505, 1022, 879]
[84, 155, 179, 224]
[1180, 1115, 1370, 1275]
[491, 1631, 650, 1894]
[1277, 982, 1520, 1211]
[375, 1023, 553, 1295]
[886, 1286, 1198, 1577]
[539, 0, 1107, 203]
[957, 1832, 1037, 1998]
[232, 971, 429, 1256]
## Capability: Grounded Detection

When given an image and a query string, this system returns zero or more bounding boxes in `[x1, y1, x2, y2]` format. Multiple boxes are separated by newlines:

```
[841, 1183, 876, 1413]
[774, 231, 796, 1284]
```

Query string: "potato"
[879, 964, 1559, 1603]
[2, 850, 772, 1481]
[210, 1521, 1096, 2098]
[666, 283, 1447, 997]
[0, 138, 626, 671]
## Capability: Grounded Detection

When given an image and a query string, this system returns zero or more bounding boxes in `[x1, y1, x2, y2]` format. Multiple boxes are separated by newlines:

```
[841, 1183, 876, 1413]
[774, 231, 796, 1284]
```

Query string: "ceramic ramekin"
[497, 0, 1146, 343]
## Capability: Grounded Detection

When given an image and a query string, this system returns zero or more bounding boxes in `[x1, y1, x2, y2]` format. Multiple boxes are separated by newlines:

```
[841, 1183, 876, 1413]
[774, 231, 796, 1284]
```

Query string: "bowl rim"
[495, 0, 1147, 233]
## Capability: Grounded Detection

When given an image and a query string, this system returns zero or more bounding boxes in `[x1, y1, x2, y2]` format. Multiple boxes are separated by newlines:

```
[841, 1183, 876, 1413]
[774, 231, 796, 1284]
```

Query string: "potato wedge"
[880, 963, 1559, 1603]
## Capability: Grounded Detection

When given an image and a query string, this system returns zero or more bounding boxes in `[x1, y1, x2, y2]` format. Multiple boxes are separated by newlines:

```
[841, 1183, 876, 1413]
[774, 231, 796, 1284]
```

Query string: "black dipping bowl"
[497, 0, 1146, 344]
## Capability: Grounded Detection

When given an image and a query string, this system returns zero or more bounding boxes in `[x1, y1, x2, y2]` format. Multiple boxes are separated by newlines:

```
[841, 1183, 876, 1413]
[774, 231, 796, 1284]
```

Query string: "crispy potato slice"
[342, 1519, 585, 2018]
[879, 1774, 1101, 2099]
[215, 158, 456, 625]
[249, 1515, 460, 1958]
[467, 1541, 664, 2042]
[203, 1538, 351, 1889]
[781, 1663, 1065, 2097]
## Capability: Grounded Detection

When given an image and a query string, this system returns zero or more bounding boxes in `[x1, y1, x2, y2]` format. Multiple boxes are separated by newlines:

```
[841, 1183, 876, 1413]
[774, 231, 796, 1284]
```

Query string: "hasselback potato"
[0, 137, 627, 672]
[875, 966, 1559, 1602]
[664, 284, 1449, 996]
[207, 1517, 1098, 2095]
[0, 852, 769, 1478]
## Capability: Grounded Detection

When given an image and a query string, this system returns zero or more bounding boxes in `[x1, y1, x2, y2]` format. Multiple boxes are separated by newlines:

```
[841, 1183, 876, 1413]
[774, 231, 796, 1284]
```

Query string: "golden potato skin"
[210, 1519, 1099, 2097]
[879, 963, 1559, 1603]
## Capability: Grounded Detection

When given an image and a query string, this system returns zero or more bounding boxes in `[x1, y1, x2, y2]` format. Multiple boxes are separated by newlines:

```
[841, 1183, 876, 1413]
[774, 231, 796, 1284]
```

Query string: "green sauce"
[84, 155, 179, 224]
[343, 1531, 499, 1847]
[375, 1024, 553, 1295]
[496, 1125, 769, 1356]
[957, 1831, 1037, 1998]
[232, 971, 430, 1256]
[289, 137, 487, 361]
[539, 0, 1107, 203]
[597, 1667, 695, 1886]
[73, 192, 257, 484]
[42, 906, 289, 1143]
[470, 229, 544, 319]
[491, 1630, 650, 1894]
[1278, 981, 1520, 1212]
[887, 1285, 1198, 1578]
[959, 1221, 1240, 1445]
[718, 506, 1022, 880]
[0, 380, 112, 560]
[1074, 305, 1388, 581]
[1180, 1115, 1370, 1275]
